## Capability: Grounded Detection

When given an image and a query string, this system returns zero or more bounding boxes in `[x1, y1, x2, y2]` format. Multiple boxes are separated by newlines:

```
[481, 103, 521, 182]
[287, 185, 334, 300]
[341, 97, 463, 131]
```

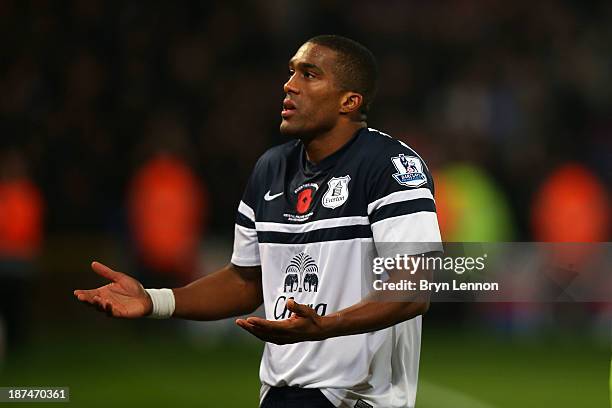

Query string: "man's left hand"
[236, 299, 329, 345]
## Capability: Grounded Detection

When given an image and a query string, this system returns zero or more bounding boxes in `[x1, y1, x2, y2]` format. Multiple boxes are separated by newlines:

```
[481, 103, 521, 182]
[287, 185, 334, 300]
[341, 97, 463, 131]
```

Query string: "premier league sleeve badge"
[391, 154, 427, 187]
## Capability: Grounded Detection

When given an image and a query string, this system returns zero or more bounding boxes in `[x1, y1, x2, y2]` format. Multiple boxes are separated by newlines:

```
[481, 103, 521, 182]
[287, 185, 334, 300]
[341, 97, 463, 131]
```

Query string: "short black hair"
[307, 34, 378, 116]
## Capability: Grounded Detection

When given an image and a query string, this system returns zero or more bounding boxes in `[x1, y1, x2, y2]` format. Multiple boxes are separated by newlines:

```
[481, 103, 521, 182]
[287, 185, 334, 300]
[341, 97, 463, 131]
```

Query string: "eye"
[303, 71, 315, 79]
[288, 69, 295, 79]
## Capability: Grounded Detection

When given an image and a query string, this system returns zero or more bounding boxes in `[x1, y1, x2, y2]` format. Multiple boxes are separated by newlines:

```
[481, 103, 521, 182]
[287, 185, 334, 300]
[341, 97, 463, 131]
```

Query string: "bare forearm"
[321, 299, 428, 339]
[172, 264, 262, 320]
[321, 265, 432, 339]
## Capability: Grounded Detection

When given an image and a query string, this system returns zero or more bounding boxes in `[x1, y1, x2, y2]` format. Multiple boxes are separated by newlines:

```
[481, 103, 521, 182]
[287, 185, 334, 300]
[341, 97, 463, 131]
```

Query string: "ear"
[339, 92, 363, 114]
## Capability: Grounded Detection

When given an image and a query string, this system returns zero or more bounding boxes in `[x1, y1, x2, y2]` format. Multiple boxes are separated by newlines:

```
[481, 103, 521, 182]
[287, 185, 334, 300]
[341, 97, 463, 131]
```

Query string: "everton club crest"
[322, 175, 351, 209]
[391, 154, 427, 187]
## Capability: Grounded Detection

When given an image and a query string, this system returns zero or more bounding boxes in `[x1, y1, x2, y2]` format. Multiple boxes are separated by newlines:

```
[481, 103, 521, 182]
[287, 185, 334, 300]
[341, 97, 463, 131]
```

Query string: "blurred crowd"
[1, 0, 610, 241]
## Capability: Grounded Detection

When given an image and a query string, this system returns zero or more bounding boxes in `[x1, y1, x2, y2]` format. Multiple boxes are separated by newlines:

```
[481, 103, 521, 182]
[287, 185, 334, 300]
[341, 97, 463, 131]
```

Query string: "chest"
[257, 165, 367, 224]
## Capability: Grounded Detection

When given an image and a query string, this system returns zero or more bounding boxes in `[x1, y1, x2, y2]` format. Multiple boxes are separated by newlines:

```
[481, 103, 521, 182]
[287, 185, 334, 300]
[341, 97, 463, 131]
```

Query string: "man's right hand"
[74, 261, 153, 318]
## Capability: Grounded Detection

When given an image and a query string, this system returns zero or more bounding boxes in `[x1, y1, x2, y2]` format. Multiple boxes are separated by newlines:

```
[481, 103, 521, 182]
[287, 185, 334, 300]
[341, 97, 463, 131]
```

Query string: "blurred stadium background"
[0, 1, 610, 407]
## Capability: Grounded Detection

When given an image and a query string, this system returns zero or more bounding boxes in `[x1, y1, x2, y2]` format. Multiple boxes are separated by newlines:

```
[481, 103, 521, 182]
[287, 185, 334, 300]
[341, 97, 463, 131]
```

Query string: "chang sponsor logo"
[273, 296, 328, 320]
[284, 252, 319, 293]
[273, 252, 327, 320]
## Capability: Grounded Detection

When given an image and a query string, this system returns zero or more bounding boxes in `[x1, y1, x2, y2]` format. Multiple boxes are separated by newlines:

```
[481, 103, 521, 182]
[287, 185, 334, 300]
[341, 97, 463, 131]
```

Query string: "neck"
[303, 121, 366, 163]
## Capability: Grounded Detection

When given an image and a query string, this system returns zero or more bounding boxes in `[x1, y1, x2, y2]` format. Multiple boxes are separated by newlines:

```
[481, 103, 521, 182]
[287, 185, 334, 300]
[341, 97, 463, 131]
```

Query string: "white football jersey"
[231, 128, 442, 407]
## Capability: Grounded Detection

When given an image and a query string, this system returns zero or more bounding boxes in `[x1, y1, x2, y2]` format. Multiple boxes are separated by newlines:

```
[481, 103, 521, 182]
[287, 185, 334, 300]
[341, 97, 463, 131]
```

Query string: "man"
[74, 35, 442, 408]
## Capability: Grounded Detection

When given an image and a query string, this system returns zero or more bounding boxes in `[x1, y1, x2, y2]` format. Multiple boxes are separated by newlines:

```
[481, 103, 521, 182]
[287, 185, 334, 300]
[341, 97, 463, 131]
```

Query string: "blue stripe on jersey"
[236, 212, 256, 229]
[257, 224, 373, 244]
[369, 198, 436, 225]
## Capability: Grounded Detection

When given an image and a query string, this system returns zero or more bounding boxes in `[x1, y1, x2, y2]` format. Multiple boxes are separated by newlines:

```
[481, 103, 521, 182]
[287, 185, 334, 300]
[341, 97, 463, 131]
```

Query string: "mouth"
[281, 99, 297, 119]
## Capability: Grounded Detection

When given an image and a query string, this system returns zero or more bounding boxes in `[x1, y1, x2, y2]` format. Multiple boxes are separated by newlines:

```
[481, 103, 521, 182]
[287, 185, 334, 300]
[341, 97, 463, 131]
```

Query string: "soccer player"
[74, 35, 442, 408]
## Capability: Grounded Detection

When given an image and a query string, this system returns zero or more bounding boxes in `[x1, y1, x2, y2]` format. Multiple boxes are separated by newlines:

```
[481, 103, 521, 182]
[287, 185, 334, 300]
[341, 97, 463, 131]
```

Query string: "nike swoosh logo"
[264, 190, 284, 201]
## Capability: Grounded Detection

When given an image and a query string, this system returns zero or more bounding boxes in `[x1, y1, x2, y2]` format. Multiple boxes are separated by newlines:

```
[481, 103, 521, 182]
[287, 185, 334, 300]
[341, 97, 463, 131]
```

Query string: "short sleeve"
[231, 164, 262, 267]
[367, 143, 443, 256]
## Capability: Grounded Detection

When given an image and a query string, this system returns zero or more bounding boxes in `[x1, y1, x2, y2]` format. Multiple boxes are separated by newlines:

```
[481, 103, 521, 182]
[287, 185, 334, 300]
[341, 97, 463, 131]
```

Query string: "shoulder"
[357, 128, 435, 203]
[259, 139, 299, 163]
[365, 127, 428, 162]
[360, 127, 431, 178]
[241, 140, 298, 207]
[252, 139, 299, 174]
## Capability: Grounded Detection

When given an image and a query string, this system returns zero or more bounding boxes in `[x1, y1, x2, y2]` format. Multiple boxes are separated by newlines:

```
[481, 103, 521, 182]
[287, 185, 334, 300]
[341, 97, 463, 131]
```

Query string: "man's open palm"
[74, 261, 152, 318]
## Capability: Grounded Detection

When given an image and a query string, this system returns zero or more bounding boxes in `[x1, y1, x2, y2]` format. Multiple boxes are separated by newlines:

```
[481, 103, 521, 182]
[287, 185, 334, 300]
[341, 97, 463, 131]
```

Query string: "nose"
[283, 74, 299, 94]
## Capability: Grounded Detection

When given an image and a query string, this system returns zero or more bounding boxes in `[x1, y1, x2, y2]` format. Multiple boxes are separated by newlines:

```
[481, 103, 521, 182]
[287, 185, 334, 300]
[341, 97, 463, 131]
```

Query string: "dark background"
[1, 0, 609, 237]
[0, 1, 610, 407]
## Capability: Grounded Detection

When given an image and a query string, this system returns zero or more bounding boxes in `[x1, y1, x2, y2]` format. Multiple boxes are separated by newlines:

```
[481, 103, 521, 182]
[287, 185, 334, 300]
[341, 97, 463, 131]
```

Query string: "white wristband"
[145, 288, 175, 319]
